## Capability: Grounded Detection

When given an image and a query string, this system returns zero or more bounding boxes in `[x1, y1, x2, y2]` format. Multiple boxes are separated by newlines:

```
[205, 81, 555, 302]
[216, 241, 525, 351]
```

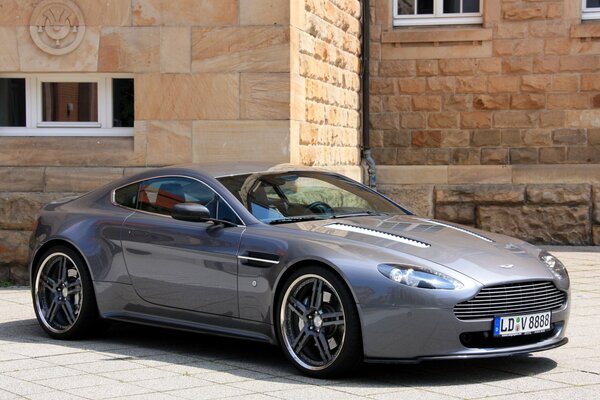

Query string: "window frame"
[582, 0, 600, 20]
[393, 0, 483, 27]
[0, 73, 133, 137]
[111, 175, 246, 227]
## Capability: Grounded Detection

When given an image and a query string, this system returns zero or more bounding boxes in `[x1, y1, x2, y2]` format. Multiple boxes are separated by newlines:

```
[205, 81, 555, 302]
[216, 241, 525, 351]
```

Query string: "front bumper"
[358, 300, 570, 361]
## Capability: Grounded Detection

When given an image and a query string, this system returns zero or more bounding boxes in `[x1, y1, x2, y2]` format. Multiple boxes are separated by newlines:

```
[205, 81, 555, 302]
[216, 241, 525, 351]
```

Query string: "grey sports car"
[29, 163, 570, 377]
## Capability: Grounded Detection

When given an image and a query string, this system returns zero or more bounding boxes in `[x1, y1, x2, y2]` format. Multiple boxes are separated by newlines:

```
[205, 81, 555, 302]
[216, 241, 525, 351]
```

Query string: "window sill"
[0, 127, 134, 137]
[382, 27, 492, 44]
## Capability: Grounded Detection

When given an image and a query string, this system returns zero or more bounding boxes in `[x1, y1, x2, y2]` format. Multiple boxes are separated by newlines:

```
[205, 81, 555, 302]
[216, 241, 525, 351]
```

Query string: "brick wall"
[370, 0, 600, 245]
[290, 0, 362, 177]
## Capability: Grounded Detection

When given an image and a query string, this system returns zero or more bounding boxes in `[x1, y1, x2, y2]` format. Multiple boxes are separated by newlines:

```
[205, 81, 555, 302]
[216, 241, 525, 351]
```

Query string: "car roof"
[173, 163, 330, 178]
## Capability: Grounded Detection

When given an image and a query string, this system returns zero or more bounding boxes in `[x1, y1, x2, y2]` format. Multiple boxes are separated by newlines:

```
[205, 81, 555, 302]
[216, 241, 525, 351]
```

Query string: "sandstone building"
[0, 0, 599, 282]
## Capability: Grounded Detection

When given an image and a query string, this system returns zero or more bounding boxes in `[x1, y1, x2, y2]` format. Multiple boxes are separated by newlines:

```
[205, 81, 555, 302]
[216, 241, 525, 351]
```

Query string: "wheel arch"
[30, 239, 92, 285]
[271, 258, 362, 343]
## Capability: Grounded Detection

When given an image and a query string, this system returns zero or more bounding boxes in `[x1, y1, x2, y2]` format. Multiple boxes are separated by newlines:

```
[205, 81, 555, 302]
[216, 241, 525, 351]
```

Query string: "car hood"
[282, 214, 554, 285]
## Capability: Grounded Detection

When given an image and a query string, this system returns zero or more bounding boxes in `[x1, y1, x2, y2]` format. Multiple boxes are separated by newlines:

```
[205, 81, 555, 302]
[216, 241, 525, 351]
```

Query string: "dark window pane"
[398, 0, 415, 14]
[587, 0, 600, 8]
[463, 0, 480, 13]
[417, 0, 434, 14]
[113, 78, 134, 128]
[115, 183, 139, 209]
[0, 78, 26, 127]
[42, 82, 98, 122]
[444, 0, 461, 13]
[138, 178, 218, 218]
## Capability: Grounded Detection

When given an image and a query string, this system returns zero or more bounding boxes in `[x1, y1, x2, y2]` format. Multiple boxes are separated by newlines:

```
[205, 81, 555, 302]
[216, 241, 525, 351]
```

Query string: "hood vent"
[418, 219, 494, 243]
[324, 223, 431, 248]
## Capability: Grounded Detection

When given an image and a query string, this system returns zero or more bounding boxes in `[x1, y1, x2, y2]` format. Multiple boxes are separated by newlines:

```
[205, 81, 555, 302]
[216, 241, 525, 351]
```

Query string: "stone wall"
[371, 0, 600, 245]
[290, 0, 363, 179]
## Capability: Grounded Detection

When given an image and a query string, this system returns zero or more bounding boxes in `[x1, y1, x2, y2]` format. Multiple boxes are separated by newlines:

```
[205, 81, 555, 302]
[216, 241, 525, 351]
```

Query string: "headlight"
[377, 264, 463, 290]
[539, 251, 569, 280]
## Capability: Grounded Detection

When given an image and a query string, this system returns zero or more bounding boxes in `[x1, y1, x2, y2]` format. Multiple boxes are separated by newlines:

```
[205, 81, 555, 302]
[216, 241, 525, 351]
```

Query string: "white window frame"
[0, 73, 133, 137]
[582, 0, 600, 20]
[393, 0, 483, 27]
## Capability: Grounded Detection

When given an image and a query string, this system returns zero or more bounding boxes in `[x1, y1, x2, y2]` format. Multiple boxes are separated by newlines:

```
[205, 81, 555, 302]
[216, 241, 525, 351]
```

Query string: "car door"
[121, 176, 244, 317]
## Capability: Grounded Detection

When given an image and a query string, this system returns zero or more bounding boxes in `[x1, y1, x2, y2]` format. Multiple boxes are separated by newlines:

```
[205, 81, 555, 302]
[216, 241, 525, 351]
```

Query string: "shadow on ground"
[0, 315, 559, 388]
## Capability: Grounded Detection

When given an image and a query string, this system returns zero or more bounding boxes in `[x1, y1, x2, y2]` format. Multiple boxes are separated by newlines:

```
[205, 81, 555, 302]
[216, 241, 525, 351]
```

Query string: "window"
[0, 74, 133, 137]
[394, 0, 482, 26]
[116, 177, 242, 224]
[583, 0, 600, 20]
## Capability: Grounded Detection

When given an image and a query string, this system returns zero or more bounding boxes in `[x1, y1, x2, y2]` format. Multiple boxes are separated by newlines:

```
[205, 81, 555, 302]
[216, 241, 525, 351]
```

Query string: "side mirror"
[171, 203, 211, 223]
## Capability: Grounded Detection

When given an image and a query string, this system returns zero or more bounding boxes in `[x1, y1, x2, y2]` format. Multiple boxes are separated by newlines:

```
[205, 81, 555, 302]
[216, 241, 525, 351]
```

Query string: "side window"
[136, 177, 242, 224]
[114, 183, 139, 209]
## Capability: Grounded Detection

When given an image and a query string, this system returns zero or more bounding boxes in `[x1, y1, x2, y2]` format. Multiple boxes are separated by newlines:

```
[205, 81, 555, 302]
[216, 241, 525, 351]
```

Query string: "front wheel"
[276, 267, 362, 377]
[33, 246, 101, 339]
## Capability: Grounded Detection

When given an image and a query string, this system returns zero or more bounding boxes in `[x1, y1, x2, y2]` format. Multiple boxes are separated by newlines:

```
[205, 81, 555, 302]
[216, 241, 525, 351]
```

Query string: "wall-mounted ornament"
[29, 0, 86, 56]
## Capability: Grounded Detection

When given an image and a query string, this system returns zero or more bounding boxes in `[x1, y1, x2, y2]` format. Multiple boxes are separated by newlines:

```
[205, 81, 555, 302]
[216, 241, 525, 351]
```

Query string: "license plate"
[493, 311, 551, 337]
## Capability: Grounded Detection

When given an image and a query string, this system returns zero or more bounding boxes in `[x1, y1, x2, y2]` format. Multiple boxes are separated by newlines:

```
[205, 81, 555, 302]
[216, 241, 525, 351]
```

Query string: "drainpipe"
[361, 0, 377, 190]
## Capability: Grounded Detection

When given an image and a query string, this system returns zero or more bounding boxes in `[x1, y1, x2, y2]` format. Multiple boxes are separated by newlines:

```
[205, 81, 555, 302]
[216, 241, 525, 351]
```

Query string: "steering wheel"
[307, 201, 334, 215]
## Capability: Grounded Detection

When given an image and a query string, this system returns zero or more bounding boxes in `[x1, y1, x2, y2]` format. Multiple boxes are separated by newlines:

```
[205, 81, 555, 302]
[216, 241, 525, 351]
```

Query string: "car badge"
[498, 264, 514, 269]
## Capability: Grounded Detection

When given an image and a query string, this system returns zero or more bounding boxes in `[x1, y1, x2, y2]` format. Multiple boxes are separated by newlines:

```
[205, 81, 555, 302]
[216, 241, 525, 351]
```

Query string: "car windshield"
[217, 171, 410, 224]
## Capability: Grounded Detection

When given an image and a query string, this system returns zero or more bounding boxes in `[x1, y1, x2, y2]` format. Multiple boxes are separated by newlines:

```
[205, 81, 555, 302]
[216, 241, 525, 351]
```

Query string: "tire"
[32, 246, 102, 340]
[275, 266, 362, 378]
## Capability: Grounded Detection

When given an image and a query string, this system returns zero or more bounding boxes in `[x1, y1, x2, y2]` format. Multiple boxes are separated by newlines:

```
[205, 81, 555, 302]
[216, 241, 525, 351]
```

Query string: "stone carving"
[29, 0, 85, 55]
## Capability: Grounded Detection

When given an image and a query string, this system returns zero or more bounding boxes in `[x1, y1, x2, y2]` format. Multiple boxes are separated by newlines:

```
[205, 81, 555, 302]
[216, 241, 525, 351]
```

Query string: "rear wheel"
[276, 267, 362, 377]
[33, 246, 101, 339]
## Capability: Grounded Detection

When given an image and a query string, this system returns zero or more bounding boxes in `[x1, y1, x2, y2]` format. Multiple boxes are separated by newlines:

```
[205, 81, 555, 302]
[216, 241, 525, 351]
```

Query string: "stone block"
[448, 166, 513, 185]
[487, 76, 520, 93]
[396, 148, 428, 165]
[471, 130, 501, 147]
[135, 73, 239, 120]
[451, 149, 480, 165]
[566, 110, 600, 129]
[589, 129, 600, 146]
[503, 5, 545, 21]
[567, 146, 600, 163]
[513, 165, 600, 184]
[370, 78, 395, 95]
[552, 75, 579, 92]
[502, 58, 533, 74]
[193, 120, 290, 163]
[547, 94, 590, 110]
[0, 193, 76, 230]
[0, 137, 140, 167]
[0, 230, 29, 281]
[428, 149, 451, 165]
[192, 26, 290, 73]
[428, 112, 458, 129]
[427, 77, 455, 93]
[412, 95, 441, 112]
[0, 27, 18, 70]
[240, 0, 290, 25]
[510, 148, 538, 164]
[552, 129, 587, 145]
[398, 78, 426, 94]
[78, 0, 132, 26]
[539, 147, 566, 164]
[139, 121, 193, 166]
[441, 130, 471, 147]
[526, 185, 591, 205]
[436, 185, 524, 204]
[477, 206, 591, 245]
[461, 112, 492, 129]
[456, 77, 487, 93]
[45, 168, 124, 192]
[438, 59, 475, 76]
[0, 168, 44, 192]
[581, 74, 600, 91]
[494, 111, 538, 128]
[544, 38, 571, 55]
[17, 26, 100, 72]
[533, 56, 559, 73]
[511, 94, 545, 110]
[373, 148, 397, 165]
[443, 95, 470, 111]
[594, 187, 600, 224]
[377, 166, 448, 185]
[522, 130, 552, 146]
[481, 148, 509, 165]
[416, 60, 438, 76]
[521, 75, 551, 92]
[411, 131, 441, 147]
[400, 113, 426, 129]
[501, 130, 522, 146]
[383, 131, 410, 147]
[161, 27, 191, 73]
[436, 204, 475, 224]
[241, 73, 290, 120]
[473, 95, 509, 110]
[98, 27, 160, 72]
[132, 0, 237, 25]
[370, 113, 399, 130]
[594, 226, 600, 246]
[379, 60, 416, 77]
[477, 58, 502, 74]
[382, 96, 411, 112]
[540, 111, 565, 128]
[378, 185, 434, 217]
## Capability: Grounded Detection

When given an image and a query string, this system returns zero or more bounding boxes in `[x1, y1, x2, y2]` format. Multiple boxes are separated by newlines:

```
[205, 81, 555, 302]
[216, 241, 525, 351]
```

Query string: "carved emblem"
[29, 0, 85, 55]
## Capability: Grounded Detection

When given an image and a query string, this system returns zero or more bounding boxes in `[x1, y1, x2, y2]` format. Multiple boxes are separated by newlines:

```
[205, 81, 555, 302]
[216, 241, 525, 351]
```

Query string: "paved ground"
[1, 248, 599, 400]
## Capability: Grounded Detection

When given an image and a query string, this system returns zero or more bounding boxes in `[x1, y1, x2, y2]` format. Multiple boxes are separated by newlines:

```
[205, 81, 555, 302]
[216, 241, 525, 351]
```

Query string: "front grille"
[454, 281, 567, 320]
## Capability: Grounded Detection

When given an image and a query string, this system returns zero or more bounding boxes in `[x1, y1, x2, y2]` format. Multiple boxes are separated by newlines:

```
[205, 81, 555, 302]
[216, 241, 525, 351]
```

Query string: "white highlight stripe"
[325, 223, 430, 248]
[420, 219, 494, 243]
[237, 255, 279, 265]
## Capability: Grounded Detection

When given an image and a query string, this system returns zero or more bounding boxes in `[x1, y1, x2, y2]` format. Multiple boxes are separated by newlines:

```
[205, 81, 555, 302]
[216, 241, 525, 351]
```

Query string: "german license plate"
[493, 311, 551, 337]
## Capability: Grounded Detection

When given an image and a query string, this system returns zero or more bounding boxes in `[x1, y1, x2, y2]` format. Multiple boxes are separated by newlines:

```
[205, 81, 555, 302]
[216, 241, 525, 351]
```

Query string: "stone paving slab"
[0, 248, 599, 399]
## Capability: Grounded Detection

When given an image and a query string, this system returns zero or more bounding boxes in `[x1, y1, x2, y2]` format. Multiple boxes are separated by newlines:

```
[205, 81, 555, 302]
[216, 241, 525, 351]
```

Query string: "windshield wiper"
[268, 216, 326, 225]
[331, 211, 384, 219]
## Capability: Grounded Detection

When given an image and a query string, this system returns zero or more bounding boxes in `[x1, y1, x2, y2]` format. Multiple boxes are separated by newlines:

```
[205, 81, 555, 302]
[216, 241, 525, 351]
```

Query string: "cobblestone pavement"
[1, 248, 599, 400]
